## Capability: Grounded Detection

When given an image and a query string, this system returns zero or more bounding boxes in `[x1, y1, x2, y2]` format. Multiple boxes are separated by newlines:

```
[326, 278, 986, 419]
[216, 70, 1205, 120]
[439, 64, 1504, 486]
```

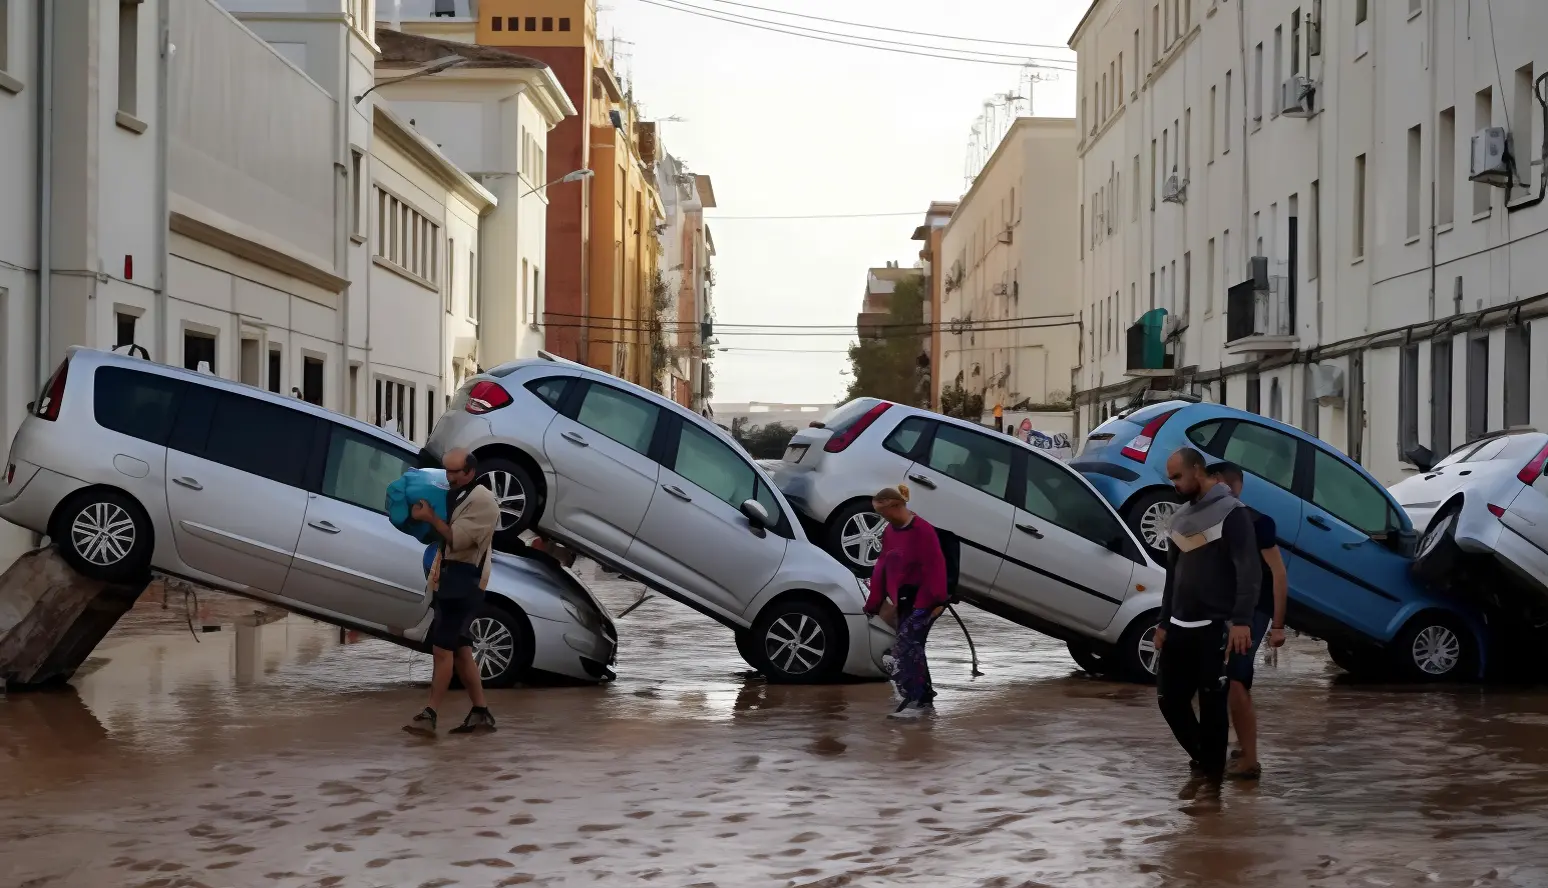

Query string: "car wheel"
[734, 631, 763, 673]
[466, 601, 535, 689]
[1124, 490, 1182, 563]
[53, 489, 153, 583]
[751, 599, 845, 683]
[1116, 609, 1162, 683]
[1067, 640, 1112, 676]
[477, 458, 538, 552]
[826, 500, 887, 578]
[1412, 503, 1463, 588]
[1392, 613, 1474, 682]
[1327, 643, 1385, 678]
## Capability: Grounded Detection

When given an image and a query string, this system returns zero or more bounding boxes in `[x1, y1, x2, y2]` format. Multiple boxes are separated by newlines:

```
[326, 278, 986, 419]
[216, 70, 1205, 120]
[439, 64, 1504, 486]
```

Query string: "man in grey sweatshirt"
[1154, 447, 1261, 799]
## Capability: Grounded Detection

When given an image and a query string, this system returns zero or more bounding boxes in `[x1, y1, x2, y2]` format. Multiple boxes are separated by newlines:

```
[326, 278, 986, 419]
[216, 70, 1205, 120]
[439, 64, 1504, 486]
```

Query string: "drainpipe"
[337, 23, 352, 414]
[35, 0, 53, 387]
[155, 0, 170, 362]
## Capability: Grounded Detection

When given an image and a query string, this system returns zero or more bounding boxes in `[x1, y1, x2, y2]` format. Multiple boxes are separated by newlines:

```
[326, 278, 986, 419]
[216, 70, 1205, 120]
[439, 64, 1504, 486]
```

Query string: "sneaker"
[402, 707, 437, 737]
[449, 707, 497, 735]
[887, 701, 925, 720]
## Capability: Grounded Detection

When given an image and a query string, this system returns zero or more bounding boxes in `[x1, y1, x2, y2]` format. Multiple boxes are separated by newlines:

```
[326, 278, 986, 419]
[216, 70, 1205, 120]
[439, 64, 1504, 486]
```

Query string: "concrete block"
[0, 547, 148, 689]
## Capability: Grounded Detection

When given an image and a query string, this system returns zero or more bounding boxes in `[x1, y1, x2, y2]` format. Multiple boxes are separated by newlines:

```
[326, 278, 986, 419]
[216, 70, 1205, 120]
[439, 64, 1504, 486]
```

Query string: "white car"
[423, 354, 892, 684]
[762, 399, 1168, 681]
[0, 348, 617, 687]
[1393, 429, 1548, 613]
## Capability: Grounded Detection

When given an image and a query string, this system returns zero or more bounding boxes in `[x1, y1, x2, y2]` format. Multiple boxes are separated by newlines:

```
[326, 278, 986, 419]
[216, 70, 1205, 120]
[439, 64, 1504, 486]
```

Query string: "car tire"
[1327, 643, 1385, 679]
[825, 500, 888, 578]
[1391, 612, 1475, 682]
[52, 488, 154, 584]
[1116, 609, 1163, 684]
[477, 457, 539, 552]
[465, 601, 535, 689]
[1124, 490, 1182, 564]
[734, 631, 764, 674]
[1066, 640, 1113, 676]
[750, 599, 846, 683]
[1412, 503, 1463, 588]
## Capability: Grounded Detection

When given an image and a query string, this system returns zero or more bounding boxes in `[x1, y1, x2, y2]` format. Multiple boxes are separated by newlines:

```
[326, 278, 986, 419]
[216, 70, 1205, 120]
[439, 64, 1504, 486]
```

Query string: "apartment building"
[1072, 0, 1548, 485]
[911, 201, 957, 411]
[654, 144, 718, 411]
[939, 117, 1082, 419]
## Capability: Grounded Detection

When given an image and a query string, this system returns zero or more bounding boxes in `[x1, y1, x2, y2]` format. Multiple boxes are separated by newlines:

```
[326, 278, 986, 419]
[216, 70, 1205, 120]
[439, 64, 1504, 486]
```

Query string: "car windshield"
[1432, 431, 1542, 468]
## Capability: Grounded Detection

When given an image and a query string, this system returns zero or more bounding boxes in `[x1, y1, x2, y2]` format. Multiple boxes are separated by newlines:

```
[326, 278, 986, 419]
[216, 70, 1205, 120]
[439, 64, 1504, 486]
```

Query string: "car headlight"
[563, 598, 600, 631]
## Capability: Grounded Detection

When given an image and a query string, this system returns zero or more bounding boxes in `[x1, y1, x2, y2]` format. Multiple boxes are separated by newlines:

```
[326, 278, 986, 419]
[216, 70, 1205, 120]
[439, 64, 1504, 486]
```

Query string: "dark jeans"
[1157, 621, 1230, 776]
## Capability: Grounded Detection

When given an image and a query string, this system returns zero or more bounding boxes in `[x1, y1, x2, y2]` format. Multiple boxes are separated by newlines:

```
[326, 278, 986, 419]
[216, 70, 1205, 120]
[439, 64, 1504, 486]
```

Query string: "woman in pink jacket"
[863, 485, 949, 719]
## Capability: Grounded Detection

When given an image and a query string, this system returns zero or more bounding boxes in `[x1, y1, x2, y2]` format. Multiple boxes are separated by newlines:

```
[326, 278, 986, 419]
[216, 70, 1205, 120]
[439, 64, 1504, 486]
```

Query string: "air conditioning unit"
[1249, 255, 1270, 289]
[1280, 75, 1316, 117]
[997, 227, 1013, 245]
[1311, 363, 1344, 404]
[1162, 313, 1188, 339]
[1469, 127, 1512, 188]
[1162, 175, 1187, 204]
[992, 282, 1009, 296]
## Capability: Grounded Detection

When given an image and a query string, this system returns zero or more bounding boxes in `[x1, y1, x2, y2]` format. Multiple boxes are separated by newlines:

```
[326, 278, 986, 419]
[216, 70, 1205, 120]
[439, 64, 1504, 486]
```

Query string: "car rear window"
[820, 399, 882, 434]
[93, 366, 185, 446]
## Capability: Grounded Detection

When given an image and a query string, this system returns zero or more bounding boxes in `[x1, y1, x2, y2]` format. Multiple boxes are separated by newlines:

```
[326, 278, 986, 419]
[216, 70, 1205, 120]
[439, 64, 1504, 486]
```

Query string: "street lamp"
[522, 169, 594, 198]
[354, 55, 468, 105]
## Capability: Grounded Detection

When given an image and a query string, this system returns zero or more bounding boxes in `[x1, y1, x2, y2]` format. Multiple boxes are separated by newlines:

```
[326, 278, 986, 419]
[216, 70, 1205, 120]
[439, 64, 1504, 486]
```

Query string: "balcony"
[1125, 308, 1176, 378]
[1225, 279, 1298, 354]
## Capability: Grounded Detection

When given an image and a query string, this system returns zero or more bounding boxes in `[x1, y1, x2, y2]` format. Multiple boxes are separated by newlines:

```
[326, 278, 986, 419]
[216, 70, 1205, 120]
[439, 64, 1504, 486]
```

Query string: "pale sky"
[598, 0, 1084, 406]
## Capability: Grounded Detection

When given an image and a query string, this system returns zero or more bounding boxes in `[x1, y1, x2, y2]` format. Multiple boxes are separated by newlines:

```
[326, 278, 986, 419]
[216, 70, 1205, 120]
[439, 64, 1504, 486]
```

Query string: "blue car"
[1072, 400, 1486, 681]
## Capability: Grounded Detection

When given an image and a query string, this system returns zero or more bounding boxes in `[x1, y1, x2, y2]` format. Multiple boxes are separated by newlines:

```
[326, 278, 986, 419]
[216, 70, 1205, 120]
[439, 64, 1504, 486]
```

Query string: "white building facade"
[1072, 0, 1548, 486]
[939, 117, 1082, 419]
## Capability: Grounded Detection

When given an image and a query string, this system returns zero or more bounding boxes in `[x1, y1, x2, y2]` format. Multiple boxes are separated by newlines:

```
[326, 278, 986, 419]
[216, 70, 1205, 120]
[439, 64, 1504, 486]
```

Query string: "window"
[426, 388, 435, 430]
[576, 384, 659, 455]
[1209, 85, 1217, 158]
[1400, 344, 1419, 456]
[526, 376, 570, 409]
[1515, 64, 1537, 201]
[446, 239, 455, 312]
[375, 188, 439, 283]
[1183, 108, 1191, 178]
[1354, 0, 1368, 24]
[1467, 335, 1489, 442]
[1246, 376, 1261, 414]
[1475, 87, 1493, 215]
[1182, 251, 1192, 318]
[468, 250, 479, 322]
[1431, 338, 1453, 455]
[883, 417, 929, 458]
[1206, 237, 1216, 314]
[1308, 180, 1320, 278]
[375, 378, 412, 437]
[1272, 27, 1283, 116]
[531, 267, 542, 326]
[303, 356, 324, 407]
[1409, 0, 1421, 14]
[1133, 28, 1140, 90]
[321, 428, 415, 514]
[1118, 53, 1124, 100]
[1132, 155, 1140, 219]
[0, 0, 11, 72]
[1407, 125, 1422, 239]
[202, 391, 317, 482]
[1253, 42, 1263, 122]
[1185, 420, 1228, 452]
[1269, 377, 1283, 420]
[118, 0, 140, 117]
[1505, 325, 1531, 428]
[1310, 449, 1389, 535]
[542, 16, 554, 31]
[922, 424, 1014, 500]
[1353, 154, 1367, 259]
[350, 365, 359, 416]
[93, 367, 182, 445]
[492, 15, 502, 31]
[267, 347, 281, 394]
[559, 17, 571, 31]
[1152, 3, 1160, 61]
[1224, 71, 1232, 152]
[520, 258, 529, 327]
[672, 421, 768, 512]
[525, 16, 537, 31]
[183, 330, 215, 373]
[1304, 364, 1321, 438]
[239, 338, 260, 386]
[115, 312, 137, 348]
[350, 150, 364, 237]
[1022, 456, 1127, 547]
[1149, 139, 1157, 210]
[1292, 10, 1302, 75]
[1222, 422, 1298, 489]
[1439, 107, 1456, 226]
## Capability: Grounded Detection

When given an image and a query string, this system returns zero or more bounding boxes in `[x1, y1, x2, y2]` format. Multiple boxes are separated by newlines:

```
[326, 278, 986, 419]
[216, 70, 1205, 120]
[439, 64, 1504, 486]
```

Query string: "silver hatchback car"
[423, 353, 892, 684]
[0, 348, 617, 687]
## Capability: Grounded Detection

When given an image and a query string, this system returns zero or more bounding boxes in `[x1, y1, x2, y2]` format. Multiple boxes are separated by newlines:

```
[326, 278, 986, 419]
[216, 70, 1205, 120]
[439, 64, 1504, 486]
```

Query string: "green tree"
[844, 274, 929, 407]
[730, 418, 797, 459]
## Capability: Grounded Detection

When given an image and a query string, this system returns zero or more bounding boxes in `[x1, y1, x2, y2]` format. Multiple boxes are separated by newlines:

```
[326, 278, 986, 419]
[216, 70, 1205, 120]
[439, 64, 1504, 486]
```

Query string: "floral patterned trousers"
[894, 609, 937, 704]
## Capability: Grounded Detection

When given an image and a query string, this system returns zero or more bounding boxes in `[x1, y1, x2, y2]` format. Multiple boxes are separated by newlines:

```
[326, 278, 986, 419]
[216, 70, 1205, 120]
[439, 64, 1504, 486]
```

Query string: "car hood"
[1389, 460, 1522, 510]
[489, 551, 614, 633]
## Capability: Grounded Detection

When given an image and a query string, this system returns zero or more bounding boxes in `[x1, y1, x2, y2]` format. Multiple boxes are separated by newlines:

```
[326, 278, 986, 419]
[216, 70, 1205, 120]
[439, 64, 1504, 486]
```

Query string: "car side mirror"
[1405, 445, 1436, 473]
[740, 499, 771, 529]
[24, 401, 33, 413]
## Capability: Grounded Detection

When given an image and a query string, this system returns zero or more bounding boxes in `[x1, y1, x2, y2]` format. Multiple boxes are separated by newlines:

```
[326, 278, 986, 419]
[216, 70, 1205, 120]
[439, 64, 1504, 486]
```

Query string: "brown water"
[3, 567, 1548, 887]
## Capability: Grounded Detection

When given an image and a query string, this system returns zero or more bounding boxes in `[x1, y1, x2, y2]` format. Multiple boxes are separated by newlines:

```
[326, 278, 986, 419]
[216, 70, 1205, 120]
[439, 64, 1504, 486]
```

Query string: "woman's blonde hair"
[873, 484, 911, 506]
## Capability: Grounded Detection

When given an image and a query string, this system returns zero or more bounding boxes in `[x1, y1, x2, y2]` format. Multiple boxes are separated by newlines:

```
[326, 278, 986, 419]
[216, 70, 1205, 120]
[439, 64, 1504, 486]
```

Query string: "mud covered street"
[3, 567, 1548, 888]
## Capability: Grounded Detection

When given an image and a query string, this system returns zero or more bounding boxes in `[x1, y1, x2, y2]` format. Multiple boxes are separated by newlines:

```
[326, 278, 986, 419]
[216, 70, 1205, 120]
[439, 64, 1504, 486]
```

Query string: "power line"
[633, 0, 1078, 69]
[692, 0, 1075, 51]
[718, 347, 853, 354]
[707, 210, 923, 220]
[535, 319, 1082, 337]
[541, 311, 1078, 330]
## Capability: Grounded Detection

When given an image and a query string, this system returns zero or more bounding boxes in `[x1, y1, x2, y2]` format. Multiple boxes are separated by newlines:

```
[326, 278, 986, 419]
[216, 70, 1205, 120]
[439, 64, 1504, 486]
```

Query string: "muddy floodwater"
[4, 567, 1548, 887]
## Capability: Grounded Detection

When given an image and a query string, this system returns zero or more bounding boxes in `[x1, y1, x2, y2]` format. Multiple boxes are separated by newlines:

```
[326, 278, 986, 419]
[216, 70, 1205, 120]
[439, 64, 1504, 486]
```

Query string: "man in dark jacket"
[1154, 447, 1260, 801]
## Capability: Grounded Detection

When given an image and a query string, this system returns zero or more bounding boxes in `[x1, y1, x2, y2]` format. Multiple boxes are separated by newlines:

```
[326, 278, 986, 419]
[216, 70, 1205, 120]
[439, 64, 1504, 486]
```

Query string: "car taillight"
[823, 403, 891, 453]
[4, 464, 13, 485]
[1488, 503, 1507, 518]
[1519, 443, 1548, 484]
[464, 381, 512, 415]
[35, 360, 69, 422]
[1119, 409, 1179, 462]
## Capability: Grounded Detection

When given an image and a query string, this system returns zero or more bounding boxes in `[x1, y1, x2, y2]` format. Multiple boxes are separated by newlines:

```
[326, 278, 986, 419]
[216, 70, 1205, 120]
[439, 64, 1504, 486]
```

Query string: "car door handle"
[906, 473, 937, 490]
[1307, 515, 1331, 531]
[1016, 522, 1044, 539]
[663, 484, 692, 502]
[172, 477, 203, 491]
[561, 430, 589, 447]
[308, 520, 341, 534]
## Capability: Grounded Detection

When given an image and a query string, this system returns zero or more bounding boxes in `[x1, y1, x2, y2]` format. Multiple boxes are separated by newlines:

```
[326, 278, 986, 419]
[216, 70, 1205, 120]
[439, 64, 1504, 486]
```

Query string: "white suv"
[423, 354, 891, 684]
[763, 399, 1167, 681]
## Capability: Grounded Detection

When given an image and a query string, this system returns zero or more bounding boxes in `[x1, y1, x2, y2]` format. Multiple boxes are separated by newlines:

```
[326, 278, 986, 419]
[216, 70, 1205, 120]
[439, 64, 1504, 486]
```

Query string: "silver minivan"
[0, 348, 617, 686]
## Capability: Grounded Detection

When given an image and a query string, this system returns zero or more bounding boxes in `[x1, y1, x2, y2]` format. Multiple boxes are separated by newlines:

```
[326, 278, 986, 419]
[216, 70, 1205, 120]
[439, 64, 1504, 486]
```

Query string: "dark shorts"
[428, 592, 484, 651]
[1225, 611, 1273, 689]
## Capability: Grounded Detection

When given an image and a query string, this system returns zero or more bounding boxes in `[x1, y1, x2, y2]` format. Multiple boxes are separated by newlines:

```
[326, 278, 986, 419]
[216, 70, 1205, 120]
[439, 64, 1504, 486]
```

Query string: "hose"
[946, 604, 982, 676]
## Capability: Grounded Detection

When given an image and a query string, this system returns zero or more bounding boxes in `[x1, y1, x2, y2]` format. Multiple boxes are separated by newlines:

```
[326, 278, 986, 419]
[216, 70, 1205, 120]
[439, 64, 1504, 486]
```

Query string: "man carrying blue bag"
[402, 448, 501, 737]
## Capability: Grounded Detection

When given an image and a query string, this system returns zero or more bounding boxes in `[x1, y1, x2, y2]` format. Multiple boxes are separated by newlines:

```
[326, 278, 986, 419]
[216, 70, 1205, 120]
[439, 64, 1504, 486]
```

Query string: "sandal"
[1227, 763, 1262, 781]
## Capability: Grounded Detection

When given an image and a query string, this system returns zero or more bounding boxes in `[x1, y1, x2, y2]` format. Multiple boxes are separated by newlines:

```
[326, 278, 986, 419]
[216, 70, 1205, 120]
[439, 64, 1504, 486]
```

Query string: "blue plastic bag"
[422, 542, 439, 578]
[385, 468, 452, 543]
